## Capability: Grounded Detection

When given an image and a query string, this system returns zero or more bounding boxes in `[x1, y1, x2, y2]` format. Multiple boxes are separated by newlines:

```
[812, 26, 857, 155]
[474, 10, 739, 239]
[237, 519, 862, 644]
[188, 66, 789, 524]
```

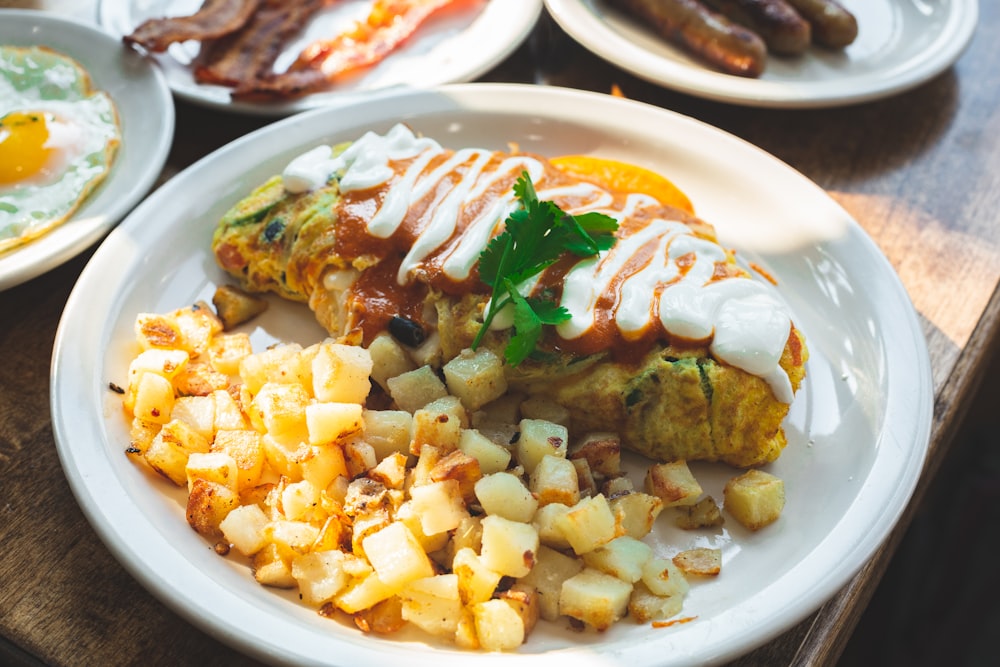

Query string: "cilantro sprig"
[471, 171, 619, 366]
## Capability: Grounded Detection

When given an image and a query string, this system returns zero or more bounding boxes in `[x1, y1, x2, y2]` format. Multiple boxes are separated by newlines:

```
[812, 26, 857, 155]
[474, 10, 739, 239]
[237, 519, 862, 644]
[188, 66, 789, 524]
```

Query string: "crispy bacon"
[124, 0, 265, 53]
[233, 0, 471, 99]
[193, 0, 329, 87]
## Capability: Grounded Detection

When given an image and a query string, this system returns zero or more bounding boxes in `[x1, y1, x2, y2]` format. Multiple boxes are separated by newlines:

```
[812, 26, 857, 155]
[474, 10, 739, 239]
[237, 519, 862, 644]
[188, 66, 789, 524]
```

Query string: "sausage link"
[784, 0, 858, 48]
[609, 0, 768, 77]
[701, 0, 811, 55]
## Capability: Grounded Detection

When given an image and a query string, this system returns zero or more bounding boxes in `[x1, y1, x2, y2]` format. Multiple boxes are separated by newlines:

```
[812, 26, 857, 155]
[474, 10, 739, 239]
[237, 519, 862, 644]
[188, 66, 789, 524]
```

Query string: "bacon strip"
[233, 0, 469, 99]
[124, 0, 265, 53]
[193, 0, 329, 87]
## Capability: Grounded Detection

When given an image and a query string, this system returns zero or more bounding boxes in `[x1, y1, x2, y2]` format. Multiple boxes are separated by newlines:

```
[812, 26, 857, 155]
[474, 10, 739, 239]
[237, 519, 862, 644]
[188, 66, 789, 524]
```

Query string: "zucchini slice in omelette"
[213, 124, 808, 468]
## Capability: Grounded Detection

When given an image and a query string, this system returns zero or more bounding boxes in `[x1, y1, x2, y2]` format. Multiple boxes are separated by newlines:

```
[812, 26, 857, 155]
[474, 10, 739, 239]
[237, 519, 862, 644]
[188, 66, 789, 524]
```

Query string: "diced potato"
[212, 389, 247, 430]
[497, 584, 540, 637]
[454, 607, 480, 650]
[185, 451, 239, 493]
[335, 571, 396, 613]
[474, 472, 538, 522]
[127, 347, 189, 390]
[399, 574, 463, 638]
[442, 347, 508, 411]
[127, 418, 160, 457]
[362, 521, 435, 591]
[532, 503, 573, 551]
[186, 478, 240, 537]
[602, 475, 634, 498]
[145, 419, 211, 485]
[248, 382, 311, 439]
[429, 449, 482, 503]
[261, 433, 307, 480]
[528, 454, 579, 507]
[312, 341, 373, 404]
[172, 301, 224, 358]
[362, 409, 412, 461]
[610, 492, 664, 539]
[343, 477, 391, 516]
[265, 519, 321, 552]
[559, 567, 633, 631]
[409, 479, 469, 535]
[291, 550, 350, 606]
[675, 495, 725, 530]
[252, 542, 297, 588]
[211, 429, 265, 490]
[581, 536, 653, 583]
[131, 371, 176, 424]
[395, 500, 451, 554]
[480, 515, 538, 578]
[173, 362, 230, 397]
[553, 494, 618, 555]
[452, 547, 502, 605]
[220, 503, 269, 555]
[457, 428, 511, 474]
[570, 432, 621, 478]
[629, 581, 684, 623]
[641, 557, 689, 598]
[134, 312, 182, 351]
[299, 442, 348, 490]
[239, 343, 307, 395]
[207, 332, 253, 376]
[353, 596, 406, 635]
[212, 284, 268, 330]
[571, 458, 597, 498]
[170, 394, 216, 439]
[672, 548, 722, 576]
[281, 479, 321, 522]
[367, 451, 407, 490]
[644, 460, 703, 507]
[386, 365, 448, 413]
[471, 598, 525, 651]
[519, 396, 571, 430]
[306, 401, 363, 444]
[350, 508, 392, 560]
[514, 419, 568, 475]
[723, 469, 785, 531]
[447, 515, 483, 564]
[518, 544, 583, 622]
[410, 397, 464, 455]
[367, 333, 416, 393]
[407, 443, 441, 488]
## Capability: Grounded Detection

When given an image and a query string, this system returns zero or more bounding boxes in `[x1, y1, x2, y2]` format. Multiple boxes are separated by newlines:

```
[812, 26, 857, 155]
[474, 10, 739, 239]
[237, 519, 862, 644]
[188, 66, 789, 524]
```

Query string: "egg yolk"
[0, 112, 53, 186]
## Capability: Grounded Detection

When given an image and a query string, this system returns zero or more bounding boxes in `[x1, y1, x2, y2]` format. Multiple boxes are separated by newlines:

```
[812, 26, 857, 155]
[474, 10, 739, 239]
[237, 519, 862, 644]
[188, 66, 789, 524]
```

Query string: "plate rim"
[0, 9, 175, 290]
[543, 0, 979, 108]
[50, 82, 933, 666]
[97, 0, 545, 117]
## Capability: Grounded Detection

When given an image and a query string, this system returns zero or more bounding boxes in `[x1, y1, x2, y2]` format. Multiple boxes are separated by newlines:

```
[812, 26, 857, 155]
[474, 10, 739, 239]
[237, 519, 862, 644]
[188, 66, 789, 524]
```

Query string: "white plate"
[99, 0, 543, 116]
[0, 10, 174, 291]
[544, 0, 978, 108]
[52, 84, 931, 666]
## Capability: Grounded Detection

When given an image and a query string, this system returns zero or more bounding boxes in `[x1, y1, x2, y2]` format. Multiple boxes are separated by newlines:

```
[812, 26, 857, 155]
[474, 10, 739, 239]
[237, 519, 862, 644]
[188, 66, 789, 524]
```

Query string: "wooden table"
[2, 2, 998, 665]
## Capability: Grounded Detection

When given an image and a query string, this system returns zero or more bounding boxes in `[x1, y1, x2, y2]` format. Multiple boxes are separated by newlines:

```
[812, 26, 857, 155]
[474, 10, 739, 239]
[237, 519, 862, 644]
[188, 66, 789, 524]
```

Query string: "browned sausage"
[608, 0, 768, 77]
[784, 0, 858, 48]
[701, 0, 812, 55]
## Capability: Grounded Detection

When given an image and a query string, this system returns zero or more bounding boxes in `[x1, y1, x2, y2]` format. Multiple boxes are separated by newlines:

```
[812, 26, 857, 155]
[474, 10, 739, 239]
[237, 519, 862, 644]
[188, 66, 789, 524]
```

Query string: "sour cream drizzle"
[282, 124, 795, 402]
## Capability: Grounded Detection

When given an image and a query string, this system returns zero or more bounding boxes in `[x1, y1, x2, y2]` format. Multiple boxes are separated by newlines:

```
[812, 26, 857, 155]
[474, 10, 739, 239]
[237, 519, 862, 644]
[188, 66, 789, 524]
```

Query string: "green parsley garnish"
[471, 171, 619, 366]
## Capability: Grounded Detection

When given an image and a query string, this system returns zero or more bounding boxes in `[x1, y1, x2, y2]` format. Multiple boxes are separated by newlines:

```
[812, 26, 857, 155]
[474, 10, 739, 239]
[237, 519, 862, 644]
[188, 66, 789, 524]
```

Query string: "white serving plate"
[0, 10, 174, 290]
[544, 0, 978, 108]
[51, 83, 932, 666]
[99, 0, 543, 116]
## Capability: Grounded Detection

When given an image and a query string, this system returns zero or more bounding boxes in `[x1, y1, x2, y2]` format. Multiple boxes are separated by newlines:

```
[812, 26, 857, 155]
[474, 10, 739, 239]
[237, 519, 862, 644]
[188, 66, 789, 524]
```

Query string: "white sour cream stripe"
[281, 124, 795, 402]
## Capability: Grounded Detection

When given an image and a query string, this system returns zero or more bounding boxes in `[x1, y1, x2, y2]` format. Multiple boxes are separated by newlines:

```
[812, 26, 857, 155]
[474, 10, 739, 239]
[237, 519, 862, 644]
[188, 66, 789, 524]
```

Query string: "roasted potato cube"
[207, 332, 253, 376]
[305, 401, 363, 444]
[395, 500, 451, 555]
[458, 428, 511, 474]
[471, 598, 525, 651]
[212, 388, 247, 430]
[480, 515, 539, 578]
[723, 469, 785, 530]
[672, 547, 722, 576]
[173, 301, 224, 358]
[581, 535, 653, 583]
[291, 549, 350, 606]
[409, 479, 470, 536]
[629, 581, 684, 623]
[185, 451, 239, 493]
[559, 567, 632, 631]
[174, 362, 230, 397]
[145, 419, 210, 485]
[238, 343, 307, 394]
[170, 394, 216, 439]
[299, 442, 348, 490]
[186, 478, 240, 537]
[368, 451, 408, 490]
[312, 341, 373, 404]
[498, 583, 540, 637]
[529, 454, 580, 507]
[553, 494, 618, 555]
[134, 312, 182, 350]
[609, 491, 663, 539]
[474, 472, 537, 522]
[386, 365, 448, 413]
[532, 502, 573, 551]
[399, 574, 463, 638]
[442, 347, 508, 411]
[362, 521, 435, 591]
[452, 546, 502, 605]
[641, 556, 689, 598]
[367, 333, 416, 393]
[335, 571, 396, 614]
[429, 449, 482, 503]
[570, 432, 622, 478]
[252, 542, 297, 588]
[353, 596, 406, 635]
[362, 409, 412, 460]
[219, 503, 269, 556]
[211, 429, 265, 490]
[518, 544, 584, 621]
[675, 495, 725, 530]
[644, 460, 703, 507]
[515, 419, 568, 475]
[248, 382, 310, 439]
[264, 519, 321, 552]
[131, 371, 176, 424]
[212, 284, 268, 330]
[410, 396, 465, 454]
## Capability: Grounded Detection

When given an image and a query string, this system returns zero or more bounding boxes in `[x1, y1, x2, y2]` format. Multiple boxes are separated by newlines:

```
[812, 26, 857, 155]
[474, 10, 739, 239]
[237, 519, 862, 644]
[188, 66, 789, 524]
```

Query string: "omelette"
[212, 124, 808, 468]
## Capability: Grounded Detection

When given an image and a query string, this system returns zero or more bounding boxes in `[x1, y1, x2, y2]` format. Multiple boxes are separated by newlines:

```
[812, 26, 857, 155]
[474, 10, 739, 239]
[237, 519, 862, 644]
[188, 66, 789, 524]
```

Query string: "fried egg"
[0, 45, 121, 254]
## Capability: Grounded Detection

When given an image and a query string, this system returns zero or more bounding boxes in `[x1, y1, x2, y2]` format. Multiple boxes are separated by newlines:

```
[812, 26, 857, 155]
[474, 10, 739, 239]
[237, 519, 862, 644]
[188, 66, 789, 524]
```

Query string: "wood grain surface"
[2, 2, 999, 666]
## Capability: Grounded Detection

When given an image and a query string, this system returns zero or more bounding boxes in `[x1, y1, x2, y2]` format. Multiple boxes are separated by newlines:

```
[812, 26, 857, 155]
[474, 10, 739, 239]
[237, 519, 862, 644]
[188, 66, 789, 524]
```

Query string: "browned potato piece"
[672, 547, 722, 576]
[723, 468, 785, 530]
[212, 284, 269, 330]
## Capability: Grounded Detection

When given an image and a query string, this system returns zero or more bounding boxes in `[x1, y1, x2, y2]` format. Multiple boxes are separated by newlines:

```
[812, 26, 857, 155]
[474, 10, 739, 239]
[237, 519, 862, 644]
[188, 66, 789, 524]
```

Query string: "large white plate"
[99, 0, 543, 116]
[544, 0, 978, 108]
[52, 84, 931, 666]
[0, 10, 174, 291]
